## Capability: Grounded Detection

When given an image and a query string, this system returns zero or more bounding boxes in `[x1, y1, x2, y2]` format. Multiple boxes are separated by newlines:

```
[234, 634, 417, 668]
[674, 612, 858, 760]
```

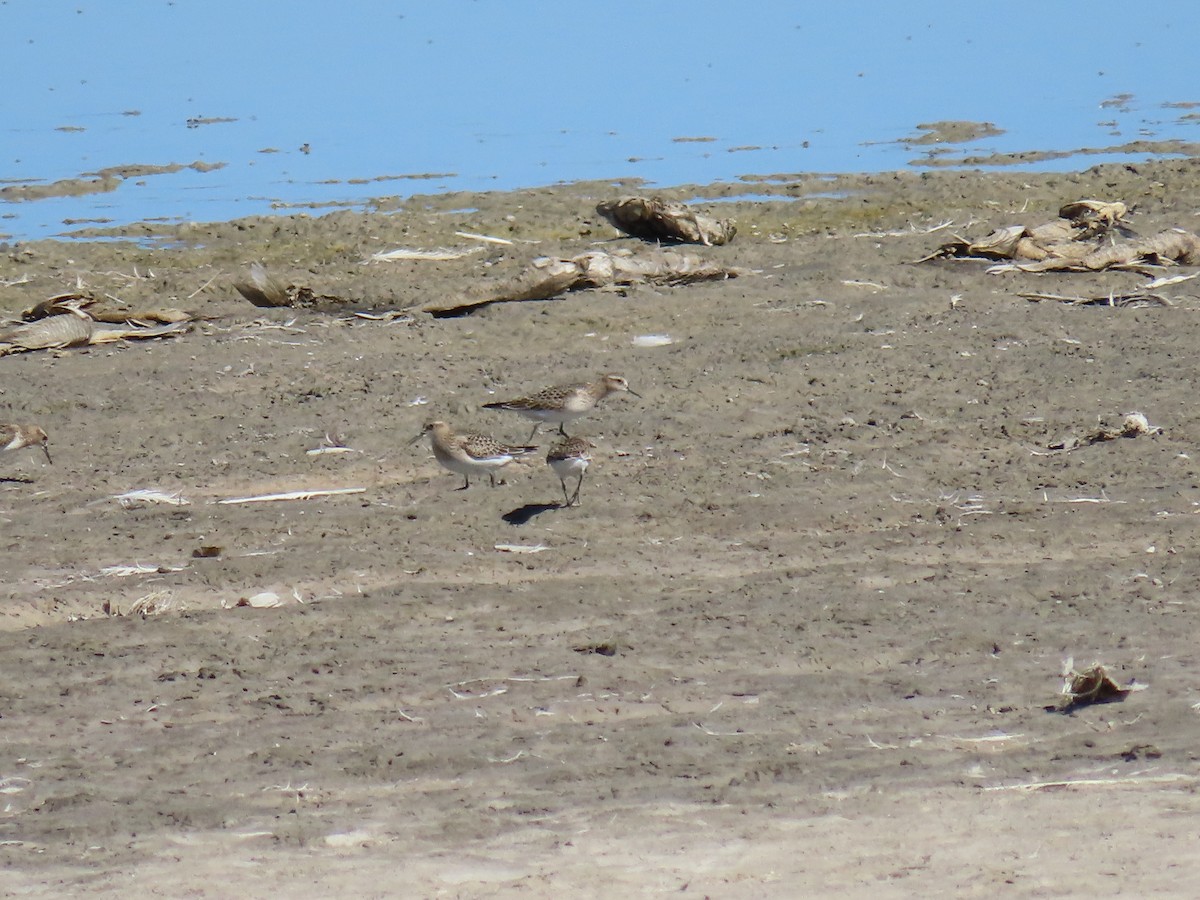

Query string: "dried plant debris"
[103, 590, 182, 618]
[999, 229, 1200, 274]
[1021, 290, 1173, 308]
[221, 590, 304, 609]
[22, 291, 190, 325]
[232, 263, 355, 311]
[426, 248, 742, 316]
[596, 196, 736, 246]
[0, 289, 191, 356]
[1058, 658, 1145, 710]
[1037, 412, 1161, 454]
[0, 310, 189, 356]
[918, 199, 1131, 264]
[112, 488, 190, 507]
[367, 246, 484, 262]
[216, 487, 366, 505]
[921, 195, 1200, 274]
[1057, 199, 1131, 232]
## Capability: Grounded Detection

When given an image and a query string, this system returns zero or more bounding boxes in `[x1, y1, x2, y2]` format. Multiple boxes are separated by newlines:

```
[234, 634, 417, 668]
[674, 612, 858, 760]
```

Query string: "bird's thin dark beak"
[40, 443, 52, 465]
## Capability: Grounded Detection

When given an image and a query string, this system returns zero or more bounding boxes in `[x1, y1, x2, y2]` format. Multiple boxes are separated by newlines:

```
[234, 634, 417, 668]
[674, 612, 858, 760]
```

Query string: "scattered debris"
[855, 219, 954, 239]
[221, 589, 305, 610]
[914, 199, 1188, 271]
[233, 591, 283, 609]
[1058, 657, 1145, 710]
[494, 543, 549, 554]
[305, 446, 357, 456]
[103, 590, 181, 618]
[632, 334, 674, 347]
[425, 248, 742, 316]
[367, 246, 483, 262]
[917, 200, 1121, 262]
[306, 432, 357, 456]
[1021, 290, 1173, 308]
[349, 310, 413, 323]
[983, 773, 1193, 792]
[0, 310, 189, 356]
[232, 263, 354, 310]
[572, 641, 618, 656]
[993, 229, 1200, 274]
[455, 231, 515, 246]
[217, 487, 367, 505]
[596, 196, 736, 245]
[99, 562, 188, 577]
[113, 488, 190, 507]
[22, 291, 190, 325]
[192, 545, 222, 558]
[1058, 199, 1130, 231]
[1035, 412, 1161, 455]
[1146, 272, 1199, 290]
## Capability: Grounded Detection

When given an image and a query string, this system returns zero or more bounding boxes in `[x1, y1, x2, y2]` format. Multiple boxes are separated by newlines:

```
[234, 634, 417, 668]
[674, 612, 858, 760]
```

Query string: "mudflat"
[2, 160, 1200, 896]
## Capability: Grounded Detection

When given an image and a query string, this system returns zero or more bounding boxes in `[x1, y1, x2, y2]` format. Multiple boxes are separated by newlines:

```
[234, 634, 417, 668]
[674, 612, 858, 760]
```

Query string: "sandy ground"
[3, 160, 1200, 896]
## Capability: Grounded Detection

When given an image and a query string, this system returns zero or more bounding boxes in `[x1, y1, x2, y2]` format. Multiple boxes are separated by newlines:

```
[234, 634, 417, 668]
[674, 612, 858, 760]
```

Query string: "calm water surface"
[2, 1, 1196, 241]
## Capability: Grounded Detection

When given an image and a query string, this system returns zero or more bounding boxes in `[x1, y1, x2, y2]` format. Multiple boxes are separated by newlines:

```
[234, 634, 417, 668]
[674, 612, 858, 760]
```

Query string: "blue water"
[2, 1, 1196, 241]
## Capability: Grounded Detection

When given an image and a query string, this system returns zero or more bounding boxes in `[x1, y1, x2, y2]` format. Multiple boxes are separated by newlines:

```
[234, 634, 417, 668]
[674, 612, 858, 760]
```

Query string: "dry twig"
[217, 487, 366, 505]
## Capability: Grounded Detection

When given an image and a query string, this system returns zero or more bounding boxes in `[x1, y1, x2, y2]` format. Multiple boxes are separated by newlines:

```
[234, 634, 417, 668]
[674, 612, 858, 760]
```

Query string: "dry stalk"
[217, 487, 366, 505]
[854, 219, 954, 238]
[983, 774, 1193, 792]
[104, 589, 180, 618]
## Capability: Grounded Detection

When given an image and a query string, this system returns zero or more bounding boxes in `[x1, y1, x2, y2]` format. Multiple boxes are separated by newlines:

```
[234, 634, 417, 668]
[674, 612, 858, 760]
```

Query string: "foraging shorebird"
[546, 436, 593, 507]
[1, 424, 52, 464]
[411, 420, 537, 489]
[482, 374, 640, 441]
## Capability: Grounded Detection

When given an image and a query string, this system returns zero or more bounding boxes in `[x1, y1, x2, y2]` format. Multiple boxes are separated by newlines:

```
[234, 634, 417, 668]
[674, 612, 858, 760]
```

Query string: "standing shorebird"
[1, 424, 52, 465]
[411, 420, 537, 490]
[482, 373, 640, 441]
[546, 436, 593, 507]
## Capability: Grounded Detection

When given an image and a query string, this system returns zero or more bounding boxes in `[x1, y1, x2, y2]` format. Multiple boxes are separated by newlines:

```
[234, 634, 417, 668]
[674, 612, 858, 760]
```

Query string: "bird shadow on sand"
[502, 502, 564, 525]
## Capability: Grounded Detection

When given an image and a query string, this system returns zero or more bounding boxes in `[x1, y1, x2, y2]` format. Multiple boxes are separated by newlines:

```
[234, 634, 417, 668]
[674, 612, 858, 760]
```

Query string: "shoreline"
[4, 140, 1198, 245]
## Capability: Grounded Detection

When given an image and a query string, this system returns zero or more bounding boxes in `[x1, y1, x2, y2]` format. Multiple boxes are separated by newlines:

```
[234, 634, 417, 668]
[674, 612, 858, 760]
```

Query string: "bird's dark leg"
[557, 423, 568, 436]
[488, 472, 497, 487]
[457, 475, 470, 491]
[570, 473, 585, 506]
[527, 424, 540, 443]
[559, 479, 570, 506]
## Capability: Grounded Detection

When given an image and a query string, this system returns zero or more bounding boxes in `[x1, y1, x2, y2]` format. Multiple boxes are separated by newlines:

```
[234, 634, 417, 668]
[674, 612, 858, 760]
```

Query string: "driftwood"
[596, 196, 736, 246]
[232, 263, 354, 311]
[424, 249, 743, 316]
[0, 311, 188, 356]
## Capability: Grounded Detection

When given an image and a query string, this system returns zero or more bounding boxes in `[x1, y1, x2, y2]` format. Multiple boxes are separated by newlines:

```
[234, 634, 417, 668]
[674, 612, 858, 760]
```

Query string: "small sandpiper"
[1, 424, 52, 464]
[411, 420, 537, 489]
[483, 373, 640, 441]
[547, 436, 593, 507]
